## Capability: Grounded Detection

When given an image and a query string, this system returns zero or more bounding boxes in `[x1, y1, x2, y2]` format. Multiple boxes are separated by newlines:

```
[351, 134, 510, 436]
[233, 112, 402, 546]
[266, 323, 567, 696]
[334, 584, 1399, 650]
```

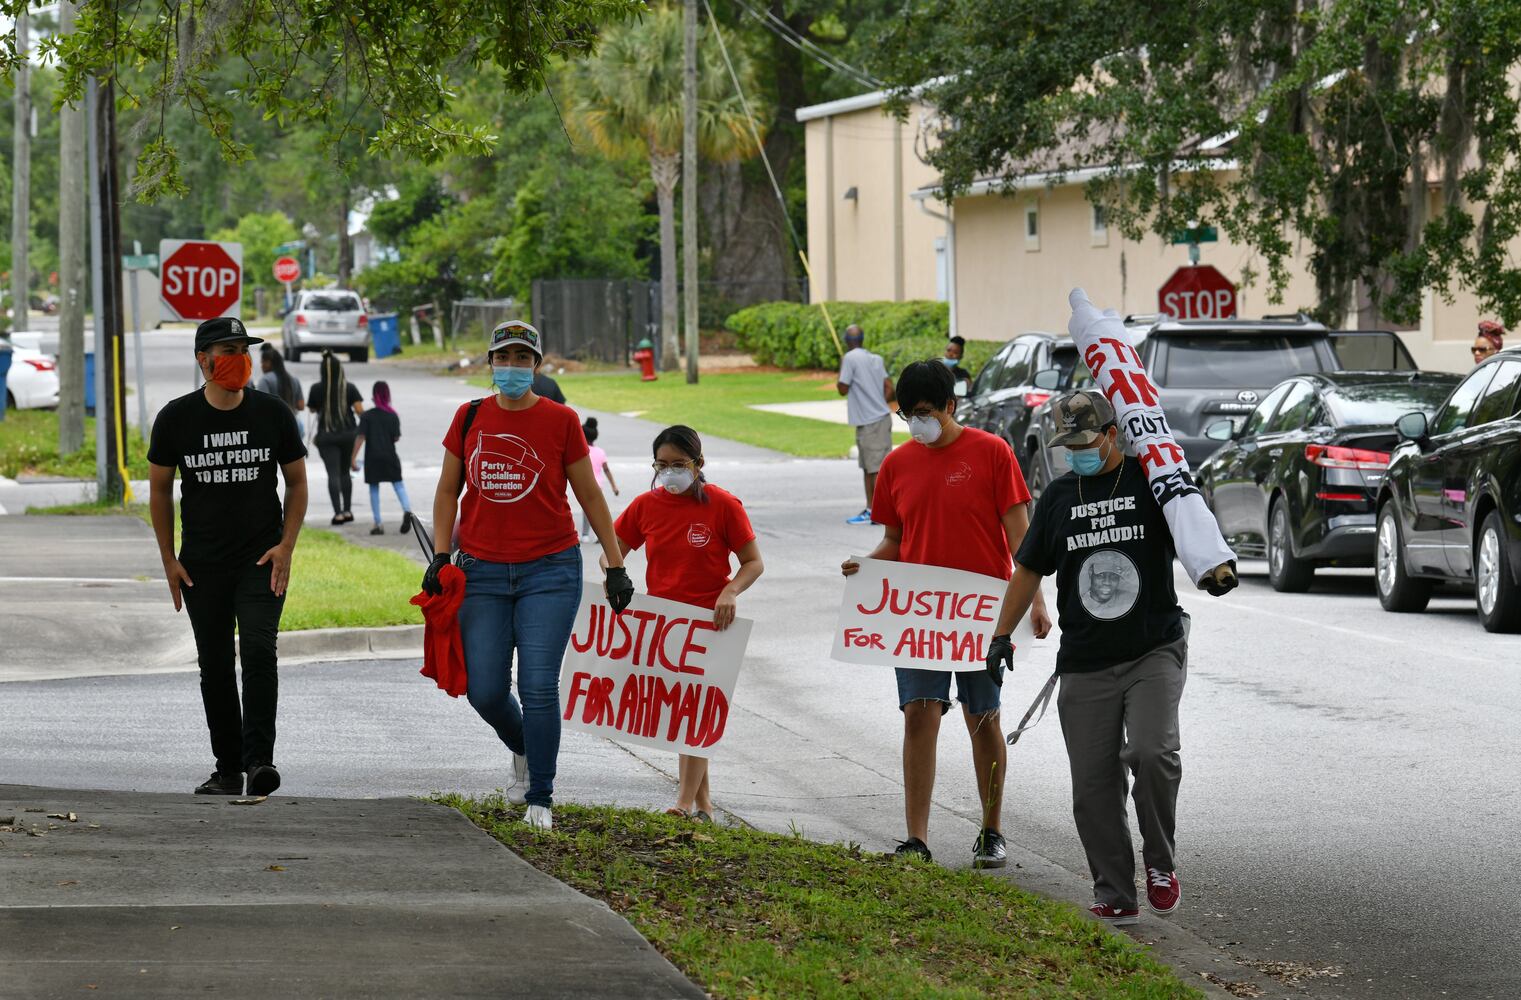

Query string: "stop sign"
[1159, 265, 1237, 320]
[273, 256, 301, 284]
[158, 239, 243, 321]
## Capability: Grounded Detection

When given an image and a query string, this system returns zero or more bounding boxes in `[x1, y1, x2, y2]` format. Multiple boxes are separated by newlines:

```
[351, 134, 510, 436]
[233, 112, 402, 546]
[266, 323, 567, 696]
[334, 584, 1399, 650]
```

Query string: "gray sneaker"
[507, 753, 528, 806]
[972, 828, 1007, 869]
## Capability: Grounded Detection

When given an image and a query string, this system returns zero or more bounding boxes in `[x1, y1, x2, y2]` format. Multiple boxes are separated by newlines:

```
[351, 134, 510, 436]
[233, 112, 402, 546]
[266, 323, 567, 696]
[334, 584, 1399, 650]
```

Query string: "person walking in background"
[534, 368, 567, 404]
[424, 320, 634, 832]
[943, 336, 972, 386]
[580, 417, 620, 542]
[255, 344, 304, 413]
[837, 324, 896, 525]
[1474, 321, 1505, 365]
[147, 318, 308, 798]
[841, 360, 1049, 867]
[307, 350, 363, 525]
[609, 425, 763, 822]
[352, 380, 412, 536]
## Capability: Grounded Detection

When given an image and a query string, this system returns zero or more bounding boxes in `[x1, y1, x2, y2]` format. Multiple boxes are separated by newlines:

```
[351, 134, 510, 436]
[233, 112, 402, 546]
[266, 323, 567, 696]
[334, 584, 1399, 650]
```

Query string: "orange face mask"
[206, 353, 252, 391]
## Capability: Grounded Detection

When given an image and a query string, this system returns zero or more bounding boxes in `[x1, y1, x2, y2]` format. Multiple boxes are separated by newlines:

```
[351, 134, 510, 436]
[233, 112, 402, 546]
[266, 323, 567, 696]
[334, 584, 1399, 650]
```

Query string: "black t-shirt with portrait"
[1015, 458, 1184, 673]
[148, 389, 307, 567]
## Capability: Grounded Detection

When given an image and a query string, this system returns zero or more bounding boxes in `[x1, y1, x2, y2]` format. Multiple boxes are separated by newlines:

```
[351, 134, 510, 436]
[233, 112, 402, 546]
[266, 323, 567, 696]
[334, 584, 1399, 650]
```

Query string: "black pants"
[181, 557, 286, 772]
[316, 432, 355, 514]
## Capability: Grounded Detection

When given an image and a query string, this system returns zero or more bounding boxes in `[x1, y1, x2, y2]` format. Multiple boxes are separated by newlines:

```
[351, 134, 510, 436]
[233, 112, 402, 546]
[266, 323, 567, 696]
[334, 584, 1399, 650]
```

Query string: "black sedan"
[1196, 371, 1460, 592]
[1375, 347, 1521, 631]
[955, 331, 1069, 475]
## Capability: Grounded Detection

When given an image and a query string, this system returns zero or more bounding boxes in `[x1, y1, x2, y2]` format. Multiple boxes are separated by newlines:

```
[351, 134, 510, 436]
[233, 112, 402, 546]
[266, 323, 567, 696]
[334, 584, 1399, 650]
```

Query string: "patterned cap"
[194, 316, 262, 352]
[489, 320, 543, 359]
[1048, 389, 1116, 447]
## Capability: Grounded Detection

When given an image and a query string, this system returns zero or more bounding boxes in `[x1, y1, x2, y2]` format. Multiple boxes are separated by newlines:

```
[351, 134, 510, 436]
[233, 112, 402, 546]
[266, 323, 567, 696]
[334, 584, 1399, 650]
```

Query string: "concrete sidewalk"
[0, 784, 703, 999]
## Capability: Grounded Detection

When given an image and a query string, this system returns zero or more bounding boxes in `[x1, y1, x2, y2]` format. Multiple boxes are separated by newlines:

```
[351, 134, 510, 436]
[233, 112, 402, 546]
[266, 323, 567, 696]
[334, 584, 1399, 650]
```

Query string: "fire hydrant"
[634, 338, 657, 381]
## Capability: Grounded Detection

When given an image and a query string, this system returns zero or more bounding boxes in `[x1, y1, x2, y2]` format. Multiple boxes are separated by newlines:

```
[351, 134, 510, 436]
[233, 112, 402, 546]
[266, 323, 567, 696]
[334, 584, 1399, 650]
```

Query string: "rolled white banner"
[1066, 287, 1236, 587]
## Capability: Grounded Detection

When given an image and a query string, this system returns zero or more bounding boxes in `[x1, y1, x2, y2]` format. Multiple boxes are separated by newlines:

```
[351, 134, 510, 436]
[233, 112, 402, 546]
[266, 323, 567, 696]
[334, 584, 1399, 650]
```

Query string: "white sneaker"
[524, 804, 553, 831]
[506, 753, 528, 806]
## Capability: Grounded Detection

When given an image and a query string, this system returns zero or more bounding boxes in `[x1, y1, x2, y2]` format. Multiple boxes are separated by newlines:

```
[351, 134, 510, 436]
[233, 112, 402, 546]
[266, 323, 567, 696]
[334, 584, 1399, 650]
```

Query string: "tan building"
[798, 90, 1490, 373]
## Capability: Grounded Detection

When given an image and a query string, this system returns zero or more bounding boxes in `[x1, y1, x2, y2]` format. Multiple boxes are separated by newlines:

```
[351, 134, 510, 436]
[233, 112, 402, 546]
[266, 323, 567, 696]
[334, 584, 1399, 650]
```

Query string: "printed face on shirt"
[469, 432, 546, 503]
[1078, 549, 1140, 620]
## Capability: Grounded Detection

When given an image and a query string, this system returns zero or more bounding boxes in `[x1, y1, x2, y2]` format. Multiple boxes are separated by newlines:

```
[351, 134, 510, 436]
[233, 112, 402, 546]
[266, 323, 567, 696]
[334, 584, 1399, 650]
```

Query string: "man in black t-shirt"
[148, 317, 309, 797]
[985, 389, 1187, 927]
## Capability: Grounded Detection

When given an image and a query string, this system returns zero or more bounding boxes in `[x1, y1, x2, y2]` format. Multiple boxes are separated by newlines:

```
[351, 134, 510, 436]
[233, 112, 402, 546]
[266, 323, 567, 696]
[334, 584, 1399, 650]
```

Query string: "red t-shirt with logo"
[871, 427, 1031, 580]
[442, 396, 589, 563]
[614, 484, 756, 609]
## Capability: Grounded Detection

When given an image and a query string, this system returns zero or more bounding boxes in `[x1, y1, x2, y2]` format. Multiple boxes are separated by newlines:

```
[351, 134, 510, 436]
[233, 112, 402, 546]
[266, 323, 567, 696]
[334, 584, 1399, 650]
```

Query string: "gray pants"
[1057, 634, 1188, 909]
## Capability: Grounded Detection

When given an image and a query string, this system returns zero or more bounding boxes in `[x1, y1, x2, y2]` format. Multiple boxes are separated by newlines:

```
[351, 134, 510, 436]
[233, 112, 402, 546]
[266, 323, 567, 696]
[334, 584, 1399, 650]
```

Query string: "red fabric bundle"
[410, 564, 468, 697]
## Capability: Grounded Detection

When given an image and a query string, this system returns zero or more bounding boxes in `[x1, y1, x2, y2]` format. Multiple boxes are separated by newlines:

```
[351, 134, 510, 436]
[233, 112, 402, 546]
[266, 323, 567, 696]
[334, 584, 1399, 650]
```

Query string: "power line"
[726, 0, 881, 91]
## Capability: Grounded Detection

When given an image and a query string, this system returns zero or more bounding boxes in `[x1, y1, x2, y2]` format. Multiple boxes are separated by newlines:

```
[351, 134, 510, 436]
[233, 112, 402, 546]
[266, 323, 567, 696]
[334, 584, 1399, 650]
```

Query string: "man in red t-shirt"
[841, 361, 1051, 867]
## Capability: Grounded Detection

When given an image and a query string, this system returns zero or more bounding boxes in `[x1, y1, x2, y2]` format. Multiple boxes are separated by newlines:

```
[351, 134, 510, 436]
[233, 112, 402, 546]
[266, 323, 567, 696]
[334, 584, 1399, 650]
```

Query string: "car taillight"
[24, 358, 56, 372]
[1315, 491, 1368, 502]
[357, 314, 368, 327]
[1023, 391, 1051, 408]
[295, 313, 307, 325]
[1305, 444, 1390, 470]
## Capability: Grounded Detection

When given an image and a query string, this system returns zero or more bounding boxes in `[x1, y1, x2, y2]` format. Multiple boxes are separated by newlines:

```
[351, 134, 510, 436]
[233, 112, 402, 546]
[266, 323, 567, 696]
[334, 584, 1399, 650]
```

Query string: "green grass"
[472, 370, 908, 458]
[0, 409, 152, 479]
[24, 500, 423, 631]
[444, 797, 1202, 1000]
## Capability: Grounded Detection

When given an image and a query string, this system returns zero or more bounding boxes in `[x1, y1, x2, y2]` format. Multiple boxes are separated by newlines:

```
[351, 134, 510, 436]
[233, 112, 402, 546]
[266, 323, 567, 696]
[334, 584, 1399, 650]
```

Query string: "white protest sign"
[560, 583, 751, 759]
[830, 557, 1032, 672]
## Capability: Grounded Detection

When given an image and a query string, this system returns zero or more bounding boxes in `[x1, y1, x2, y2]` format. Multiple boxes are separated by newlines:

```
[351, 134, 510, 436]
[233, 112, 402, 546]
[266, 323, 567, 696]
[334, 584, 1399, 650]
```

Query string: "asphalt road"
[6, 323, 1520, 999]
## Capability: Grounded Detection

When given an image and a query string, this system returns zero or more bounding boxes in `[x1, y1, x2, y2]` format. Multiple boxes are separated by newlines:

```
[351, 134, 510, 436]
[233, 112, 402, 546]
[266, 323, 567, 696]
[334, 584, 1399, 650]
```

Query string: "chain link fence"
[450, 298, 525, 344]
[531, 280, 661, 365]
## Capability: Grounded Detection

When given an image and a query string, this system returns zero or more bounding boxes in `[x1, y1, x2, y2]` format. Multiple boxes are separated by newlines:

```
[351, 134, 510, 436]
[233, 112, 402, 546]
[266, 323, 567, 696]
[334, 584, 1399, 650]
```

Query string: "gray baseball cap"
[1048, 389, 1117, 447]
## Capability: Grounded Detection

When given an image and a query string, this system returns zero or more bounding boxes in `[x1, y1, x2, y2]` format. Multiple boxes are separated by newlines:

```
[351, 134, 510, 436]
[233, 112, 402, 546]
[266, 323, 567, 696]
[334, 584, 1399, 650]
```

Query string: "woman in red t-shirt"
[422, 321, 634, 833]
[609, 425, 764, 821]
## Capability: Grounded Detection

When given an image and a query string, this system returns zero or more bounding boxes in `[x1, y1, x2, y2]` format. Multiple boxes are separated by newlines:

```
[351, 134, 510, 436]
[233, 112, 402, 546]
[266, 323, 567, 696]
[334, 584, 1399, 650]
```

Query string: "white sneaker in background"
[507, 753, 529, 806]
[524, 804, 553, 831]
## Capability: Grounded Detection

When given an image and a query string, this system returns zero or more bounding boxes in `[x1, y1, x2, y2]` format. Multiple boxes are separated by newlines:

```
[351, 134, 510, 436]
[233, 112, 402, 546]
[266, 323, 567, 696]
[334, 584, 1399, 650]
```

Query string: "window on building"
[1091, 204, 1108, 246]
[1024, 202, 1039, 251]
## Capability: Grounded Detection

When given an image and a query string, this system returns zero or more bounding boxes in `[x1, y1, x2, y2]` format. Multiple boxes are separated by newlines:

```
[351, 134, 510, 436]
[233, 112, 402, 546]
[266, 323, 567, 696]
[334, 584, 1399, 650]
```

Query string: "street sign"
[273, 256, 302, 284]
[158, 240, 243, 321]
[122, 253, 159, 270]
[1169, 225, 1219, 245]
[1159, 264, 1237, 320]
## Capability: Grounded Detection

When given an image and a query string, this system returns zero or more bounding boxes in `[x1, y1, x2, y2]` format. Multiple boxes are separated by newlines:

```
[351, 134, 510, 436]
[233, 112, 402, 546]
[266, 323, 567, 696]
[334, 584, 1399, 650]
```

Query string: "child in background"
[352, 381, 413, 535]
[580, 417, 620, 542]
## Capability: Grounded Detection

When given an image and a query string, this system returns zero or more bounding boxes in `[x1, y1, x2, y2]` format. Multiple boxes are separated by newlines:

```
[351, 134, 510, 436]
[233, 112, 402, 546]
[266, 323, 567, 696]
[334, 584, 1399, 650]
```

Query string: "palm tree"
[570, 4, 763, 370]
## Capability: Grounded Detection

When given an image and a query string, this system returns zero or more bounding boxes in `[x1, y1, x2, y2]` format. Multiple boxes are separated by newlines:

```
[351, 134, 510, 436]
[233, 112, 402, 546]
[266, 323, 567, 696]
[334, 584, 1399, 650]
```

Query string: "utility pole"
[682, 0, 699, 384]
[88, 78, 127, 502]
[10, 10, 30, 332]
[56, 0, 87, 456]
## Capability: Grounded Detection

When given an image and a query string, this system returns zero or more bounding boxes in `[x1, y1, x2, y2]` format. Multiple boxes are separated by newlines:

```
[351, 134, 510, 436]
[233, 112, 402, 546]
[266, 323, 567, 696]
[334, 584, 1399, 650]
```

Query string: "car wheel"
[1027, 448, 1047, 496]
[351, 348, 369, 363]
[1267, 498, 1314, 593]
[1475, 511, 1521, 633]
[1375, 503, 1432, 612]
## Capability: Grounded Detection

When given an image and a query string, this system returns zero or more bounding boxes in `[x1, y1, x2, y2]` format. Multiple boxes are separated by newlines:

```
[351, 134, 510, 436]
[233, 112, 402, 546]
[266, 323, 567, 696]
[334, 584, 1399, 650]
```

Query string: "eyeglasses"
[652, 460, 697, 472]
[895, 407, 939, 422]
[1473, 346, 1496, 357]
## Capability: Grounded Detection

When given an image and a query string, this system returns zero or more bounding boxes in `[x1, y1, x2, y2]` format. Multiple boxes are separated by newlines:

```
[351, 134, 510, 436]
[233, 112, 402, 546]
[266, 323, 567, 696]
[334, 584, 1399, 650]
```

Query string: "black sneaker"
[892, 837, 933, 862]
[972, 828, 1007, 869]
[246, 763, 282, 796]
[194, 771, 243, 796]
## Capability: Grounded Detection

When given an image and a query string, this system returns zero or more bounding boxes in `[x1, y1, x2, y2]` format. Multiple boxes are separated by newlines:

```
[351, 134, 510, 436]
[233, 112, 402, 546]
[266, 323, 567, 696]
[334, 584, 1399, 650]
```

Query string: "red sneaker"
[1088, 902, 1140, 926]
[1146, 868, 1181, 915]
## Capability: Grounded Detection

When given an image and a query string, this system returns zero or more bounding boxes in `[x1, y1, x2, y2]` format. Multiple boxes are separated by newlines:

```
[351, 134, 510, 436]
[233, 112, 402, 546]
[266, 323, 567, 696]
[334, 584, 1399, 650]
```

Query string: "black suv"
[1375, 348, 1521, 631]
[955, 331, 1073, 475]
[1119, 316, 1417, 468]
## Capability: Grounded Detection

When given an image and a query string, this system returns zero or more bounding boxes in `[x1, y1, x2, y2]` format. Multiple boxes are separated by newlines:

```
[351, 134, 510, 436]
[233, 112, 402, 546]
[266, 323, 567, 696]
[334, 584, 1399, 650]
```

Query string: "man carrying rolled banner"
[985, 288, 1236, 927]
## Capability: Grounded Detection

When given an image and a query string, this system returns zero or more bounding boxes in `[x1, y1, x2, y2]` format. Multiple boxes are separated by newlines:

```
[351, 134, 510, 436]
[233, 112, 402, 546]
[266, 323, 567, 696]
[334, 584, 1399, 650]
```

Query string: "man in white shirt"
[836, 325, 896, 524]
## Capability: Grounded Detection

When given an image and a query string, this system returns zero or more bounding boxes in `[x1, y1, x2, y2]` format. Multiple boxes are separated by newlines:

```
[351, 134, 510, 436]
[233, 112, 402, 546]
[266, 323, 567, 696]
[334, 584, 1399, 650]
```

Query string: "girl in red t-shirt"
[609, 425, 764, 821]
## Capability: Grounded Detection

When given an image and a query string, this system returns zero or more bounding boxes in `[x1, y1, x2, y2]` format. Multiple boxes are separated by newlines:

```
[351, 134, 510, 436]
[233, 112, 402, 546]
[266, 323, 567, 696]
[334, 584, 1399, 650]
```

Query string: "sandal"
[664, 807, 690, 818]
[692, 810, 713, 825]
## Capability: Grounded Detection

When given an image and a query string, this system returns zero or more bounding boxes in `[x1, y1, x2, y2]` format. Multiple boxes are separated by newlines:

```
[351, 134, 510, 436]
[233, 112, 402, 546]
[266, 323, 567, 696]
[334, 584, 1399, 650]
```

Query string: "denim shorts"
[894, 667, 1001, 716]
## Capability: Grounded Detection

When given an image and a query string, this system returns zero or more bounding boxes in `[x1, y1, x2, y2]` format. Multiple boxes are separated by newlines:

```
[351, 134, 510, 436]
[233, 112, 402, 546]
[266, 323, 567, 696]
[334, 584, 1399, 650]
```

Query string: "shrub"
[724, 299, 1004, 378]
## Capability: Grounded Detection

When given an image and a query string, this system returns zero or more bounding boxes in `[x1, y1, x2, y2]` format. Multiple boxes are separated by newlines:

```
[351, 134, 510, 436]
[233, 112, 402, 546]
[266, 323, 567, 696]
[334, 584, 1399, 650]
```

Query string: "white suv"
[281, 290, 369, 363]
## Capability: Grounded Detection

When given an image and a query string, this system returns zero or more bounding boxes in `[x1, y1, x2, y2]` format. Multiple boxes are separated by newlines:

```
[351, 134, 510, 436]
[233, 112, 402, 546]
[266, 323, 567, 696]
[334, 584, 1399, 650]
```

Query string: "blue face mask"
[493, 365, 535, 400]
[941, 356, 958, 368]
[1066, 438, 1110, 476]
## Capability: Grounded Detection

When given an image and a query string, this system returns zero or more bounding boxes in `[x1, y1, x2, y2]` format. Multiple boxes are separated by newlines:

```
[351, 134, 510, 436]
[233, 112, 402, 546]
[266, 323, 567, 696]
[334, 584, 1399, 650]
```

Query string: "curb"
[276, 624, 423, 664]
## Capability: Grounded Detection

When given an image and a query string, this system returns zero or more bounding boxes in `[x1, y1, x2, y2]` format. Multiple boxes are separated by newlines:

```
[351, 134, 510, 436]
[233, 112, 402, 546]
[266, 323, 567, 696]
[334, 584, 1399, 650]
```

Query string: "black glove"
[985, 634, 1014, 687]
[422, 553, 452, 596]
[605, 566, 635, 613]
[1203, 560, 1238, 597]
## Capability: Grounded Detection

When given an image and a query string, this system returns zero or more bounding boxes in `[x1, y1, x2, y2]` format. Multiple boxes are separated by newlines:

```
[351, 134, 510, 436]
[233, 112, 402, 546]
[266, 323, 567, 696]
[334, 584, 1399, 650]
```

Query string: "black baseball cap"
[194, 317, 262, 353]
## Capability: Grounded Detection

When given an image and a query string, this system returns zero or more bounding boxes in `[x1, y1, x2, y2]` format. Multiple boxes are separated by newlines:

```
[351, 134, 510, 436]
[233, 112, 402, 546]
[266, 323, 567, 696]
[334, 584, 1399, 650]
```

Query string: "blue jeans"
[458, 545, 582, 807]
[895, 668, 1001, 716]
[368, 481, 412, 525]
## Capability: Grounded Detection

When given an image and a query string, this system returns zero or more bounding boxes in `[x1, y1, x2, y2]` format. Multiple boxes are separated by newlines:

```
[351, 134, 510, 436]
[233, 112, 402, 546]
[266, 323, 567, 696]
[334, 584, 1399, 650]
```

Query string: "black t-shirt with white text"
[148, 389, 307, 566]
[1015, 459, 1184, 673]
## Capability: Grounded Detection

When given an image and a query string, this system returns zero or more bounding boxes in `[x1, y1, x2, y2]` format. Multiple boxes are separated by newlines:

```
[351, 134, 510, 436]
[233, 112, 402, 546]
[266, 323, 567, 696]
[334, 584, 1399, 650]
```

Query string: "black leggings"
[317, 433, 355, 514]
